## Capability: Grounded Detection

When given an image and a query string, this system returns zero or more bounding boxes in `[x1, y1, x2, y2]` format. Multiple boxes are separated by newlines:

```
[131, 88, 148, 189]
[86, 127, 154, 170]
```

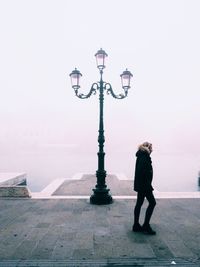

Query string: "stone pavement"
[0, 175, 200, 266]
[0, 198, 200, 266]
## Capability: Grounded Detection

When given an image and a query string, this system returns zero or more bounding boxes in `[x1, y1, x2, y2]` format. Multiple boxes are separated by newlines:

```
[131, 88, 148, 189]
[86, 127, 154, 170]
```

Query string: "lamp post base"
[90, 188, 113, 205]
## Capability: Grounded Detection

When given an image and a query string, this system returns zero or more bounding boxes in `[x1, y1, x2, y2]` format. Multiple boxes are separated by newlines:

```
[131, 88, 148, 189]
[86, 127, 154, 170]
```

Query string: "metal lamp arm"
[105, 83, 128, 99]
[74, 83, 98, 99]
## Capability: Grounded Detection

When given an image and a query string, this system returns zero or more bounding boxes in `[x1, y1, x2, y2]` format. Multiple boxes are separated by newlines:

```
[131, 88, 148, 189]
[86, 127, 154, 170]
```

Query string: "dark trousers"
[134, 190, 156, 226]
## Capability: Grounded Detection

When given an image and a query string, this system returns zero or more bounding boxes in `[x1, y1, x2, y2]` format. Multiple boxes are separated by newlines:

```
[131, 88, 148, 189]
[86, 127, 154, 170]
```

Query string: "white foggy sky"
[0, 0, 200, 187]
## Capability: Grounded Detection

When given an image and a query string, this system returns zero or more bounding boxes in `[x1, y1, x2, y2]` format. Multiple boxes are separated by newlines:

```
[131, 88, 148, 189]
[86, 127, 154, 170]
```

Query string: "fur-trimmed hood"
[136, 142, 152, 156]
[138, 144, 151, 154]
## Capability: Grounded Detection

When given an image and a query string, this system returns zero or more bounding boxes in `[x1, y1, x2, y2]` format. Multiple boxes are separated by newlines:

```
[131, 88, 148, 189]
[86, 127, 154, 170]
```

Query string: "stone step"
[0, 258, 199, 267]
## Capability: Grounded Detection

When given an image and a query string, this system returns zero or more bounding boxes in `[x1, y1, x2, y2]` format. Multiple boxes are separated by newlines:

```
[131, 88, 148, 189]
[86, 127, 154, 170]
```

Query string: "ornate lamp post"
[69, 49, 133, 205]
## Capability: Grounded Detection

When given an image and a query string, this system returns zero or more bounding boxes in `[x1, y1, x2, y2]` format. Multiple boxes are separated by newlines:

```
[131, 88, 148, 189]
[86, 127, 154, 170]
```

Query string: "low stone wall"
[0, 173, 31, 198]
[0, 186, 31, 197]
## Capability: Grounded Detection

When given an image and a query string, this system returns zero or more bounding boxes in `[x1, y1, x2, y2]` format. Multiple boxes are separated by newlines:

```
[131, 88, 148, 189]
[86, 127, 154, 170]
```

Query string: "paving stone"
[51, 241, 74, 259]
[72, 249, 94, 260]
[35, 223, 51, 228]
[129, 243, 155, 258]
[147, 236, 174, 259]
[165, 240, 195, 258]
[11, 240, 37, 260]
[93, 244, 114, 259]
[25, 227, 50, 242]
[30, 228, 60, 259]
[75, 232, 94, 250]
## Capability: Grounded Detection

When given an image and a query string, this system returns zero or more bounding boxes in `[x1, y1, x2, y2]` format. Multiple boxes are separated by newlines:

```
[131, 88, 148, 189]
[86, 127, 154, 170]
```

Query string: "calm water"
[0, 144, 200, 192]
[153, 153, 200, 192]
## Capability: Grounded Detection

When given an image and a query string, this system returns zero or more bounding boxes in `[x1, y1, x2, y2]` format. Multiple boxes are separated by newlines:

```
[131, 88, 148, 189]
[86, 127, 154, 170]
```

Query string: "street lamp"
[69, 49, 133, 205]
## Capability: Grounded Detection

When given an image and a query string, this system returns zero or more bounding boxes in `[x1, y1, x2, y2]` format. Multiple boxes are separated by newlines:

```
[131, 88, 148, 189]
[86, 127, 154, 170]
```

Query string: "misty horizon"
[0, 0, 200, 192]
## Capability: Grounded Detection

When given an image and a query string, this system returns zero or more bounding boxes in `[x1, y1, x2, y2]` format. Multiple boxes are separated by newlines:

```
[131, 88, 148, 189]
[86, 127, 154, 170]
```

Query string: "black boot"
[132, 223, 143, 232]
[142, 224, 156, 235]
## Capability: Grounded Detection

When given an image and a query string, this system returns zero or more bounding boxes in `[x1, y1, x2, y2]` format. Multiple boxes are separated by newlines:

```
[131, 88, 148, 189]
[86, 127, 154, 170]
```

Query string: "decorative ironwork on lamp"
[69, 49, 133, 205]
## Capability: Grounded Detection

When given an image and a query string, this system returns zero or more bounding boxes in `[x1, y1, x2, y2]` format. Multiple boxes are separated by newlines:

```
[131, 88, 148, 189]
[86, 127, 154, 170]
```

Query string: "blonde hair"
[143, 142, 152, 148]
[138, 142, 152, 152]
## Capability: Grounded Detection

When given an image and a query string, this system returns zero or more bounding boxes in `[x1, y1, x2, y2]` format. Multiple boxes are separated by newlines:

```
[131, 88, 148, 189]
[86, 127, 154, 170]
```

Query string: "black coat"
[134, 150, 154, 192]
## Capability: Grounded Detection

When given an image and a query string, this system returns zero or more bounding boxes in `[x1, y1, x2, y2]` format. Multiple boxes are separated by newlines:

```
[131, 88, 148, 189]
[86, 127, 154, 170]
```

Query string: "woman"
[132, 142, 156, 235]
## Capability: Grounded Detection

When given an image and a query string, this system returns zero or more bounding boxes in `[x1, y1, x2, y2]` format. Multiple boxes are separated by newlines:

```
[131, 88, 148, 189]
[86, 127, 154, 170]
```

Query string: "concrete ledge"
[0, 173, 31, 198]
[31, 192, 200, 199]
[0, 186, 31, 198]
[31, 173, 200, 199]
[40, 178, 67, 196]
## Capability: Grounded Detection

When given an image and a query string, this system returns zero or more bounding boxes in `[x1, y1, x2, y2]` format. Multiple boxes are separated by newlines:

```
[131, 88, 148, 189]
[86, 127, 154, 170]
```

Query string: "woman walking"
[132, 142, 156, 235]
